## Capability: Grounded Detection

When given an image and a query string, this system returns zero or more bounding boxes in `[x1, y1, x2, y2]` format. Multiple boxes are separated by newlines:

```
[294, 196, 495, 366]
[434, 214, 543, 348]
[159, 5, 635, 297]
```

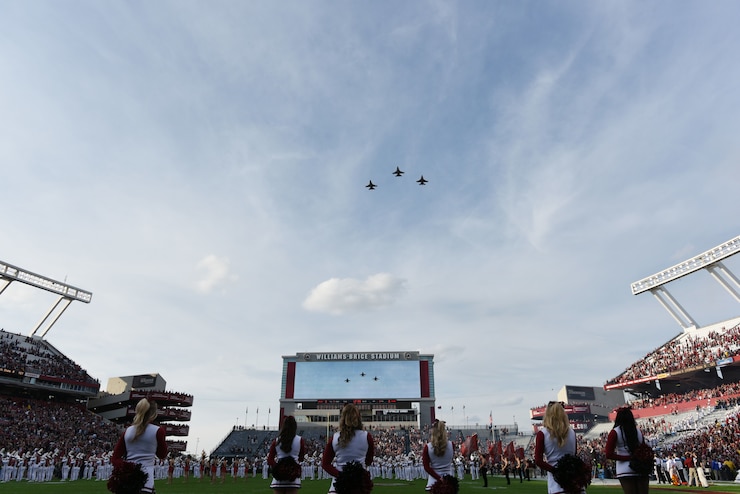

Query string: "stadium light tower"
[0, 259, 92, 338]
[631, 235, 740, 331]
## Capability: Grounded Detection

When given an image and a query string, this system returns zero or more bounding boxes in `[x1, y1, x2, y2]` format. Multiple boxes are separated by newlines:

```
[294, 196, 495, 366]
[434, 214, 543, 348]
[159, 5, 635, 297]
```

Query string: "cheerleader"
[321, 404, 375, 494]
[267, 415, 306, 494]
[605, 407, 650, 494]
[422, 420, 454, 491]
[534, 401, 585, 494]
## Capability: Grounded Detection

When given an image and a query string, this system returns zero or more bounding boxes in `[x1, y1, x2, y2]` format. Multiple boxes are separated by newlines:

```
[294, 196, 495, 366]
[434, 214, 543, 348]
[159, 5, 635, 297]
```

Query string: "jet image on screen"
[293, 360, 420, 399]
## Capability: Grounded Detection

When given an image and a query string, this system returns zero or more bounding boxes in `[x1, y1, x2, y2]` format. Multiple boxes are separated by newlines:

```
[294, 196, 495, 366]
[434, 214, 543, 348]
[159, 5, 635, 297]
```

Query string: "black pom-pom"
[273, 456, 302, 481]
[629, 442, 655, 476]
[552, 454, 592, 494]
[335, 460, 373, 494]
[107, 461, 148, 494]
[431, 475, 459, 494]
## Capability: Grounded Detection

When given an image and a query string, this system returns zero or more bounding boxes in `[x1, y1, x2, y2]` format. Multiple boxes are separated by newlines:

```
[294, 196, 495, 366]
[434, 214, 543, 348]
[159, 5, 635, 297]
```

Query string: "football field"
[6, 476, 740, 494]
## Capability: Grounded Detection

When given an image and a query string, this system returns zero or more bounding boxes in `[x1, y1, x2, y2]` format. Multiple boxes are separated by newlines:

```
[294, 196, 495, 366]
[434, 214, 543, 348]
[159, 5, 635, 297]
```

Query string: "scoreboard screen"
[293, 360, 421, 400]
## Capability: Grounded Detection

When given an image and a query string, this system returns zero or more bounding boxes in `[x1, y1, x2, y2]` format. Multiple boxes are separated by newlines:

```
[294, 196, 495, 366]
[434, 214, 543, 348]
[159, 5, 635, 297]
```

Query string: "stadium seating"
[0, 329, 98, 388]
[0, 395, 120, 455]
[606, 318, 740, 386]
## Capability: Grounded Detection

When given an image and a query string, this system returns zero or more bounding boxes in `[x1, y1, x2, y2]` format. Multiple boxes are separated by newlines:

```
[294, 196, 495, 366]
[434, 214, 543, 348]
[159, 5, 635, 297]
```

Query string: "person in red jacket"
[422, 420, 453, 491]
[321, 404, 374, 494]
[111, 399, 168, 494]
[534, 401, 583, 494]
[267, 415, 306, 494]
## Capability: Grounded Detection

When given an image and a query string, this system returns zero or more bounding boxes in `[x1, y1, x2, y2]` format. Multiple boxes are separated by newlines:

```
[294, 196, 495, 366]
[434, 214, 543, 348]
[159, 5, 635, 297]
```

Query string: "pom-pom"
[629, 442, 654, 476]
[431, 475, 459, 494]
[335, 460, 373, 494]
[552, 454, 592, 494]
[273, 456, 302, 481]
[107, 461, 148, 494]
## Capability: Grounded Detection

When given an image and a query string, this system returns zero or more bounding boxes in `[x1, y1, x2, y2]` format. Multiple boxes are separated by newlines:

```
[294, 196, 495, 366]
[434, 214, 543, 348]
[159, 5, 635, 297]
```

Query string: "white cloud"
[195, 255, 237, 294]
[303, 273, 406, 315]
[497, 396, 524, 407]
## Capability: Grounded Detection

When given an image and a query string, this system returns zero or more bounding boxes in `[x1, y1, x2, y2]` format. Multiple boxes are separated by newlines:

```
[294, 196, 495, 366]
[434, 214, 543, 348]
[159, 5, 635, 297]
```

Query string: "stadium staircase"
[653, 403, 740, 448]
[582, 422, 612, 440]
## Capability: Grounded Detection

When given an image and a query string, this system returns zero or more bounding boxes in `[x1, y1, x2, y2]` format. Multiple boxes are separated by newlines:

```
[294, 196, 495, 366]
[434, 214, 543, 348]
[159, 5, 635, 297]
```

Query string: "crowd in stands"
[221, 423, 474, 462]
[662, 411, 740, 477]
[607, 323, 740, 385]
[370, 428, 409, 456]
[0, 329, 97, 385]
[7, 318, 740, 484]
[641, 405, 718, 441]
[0, 395, 120, 456]
[628, 381, 740, 409]
[568, 406, 740, 481]
[231, 432, 272, 458]
[4, 389, 740, 484]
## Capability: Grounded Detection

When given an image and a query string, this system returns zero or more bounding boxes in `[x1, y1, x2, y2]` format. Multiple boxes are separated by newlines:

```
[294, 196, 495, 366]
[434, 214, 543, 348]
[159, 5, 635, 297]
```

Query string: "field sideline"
[5, 476, 740, 494]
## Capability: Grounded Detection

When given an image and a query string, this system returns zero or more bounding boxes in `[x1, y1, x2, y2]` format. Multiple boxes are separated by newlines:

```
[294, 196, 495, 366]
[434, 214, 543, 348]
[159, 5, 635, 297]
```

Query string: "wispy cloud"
[195, 255, 237, 294]
[303, 273, 406, 315]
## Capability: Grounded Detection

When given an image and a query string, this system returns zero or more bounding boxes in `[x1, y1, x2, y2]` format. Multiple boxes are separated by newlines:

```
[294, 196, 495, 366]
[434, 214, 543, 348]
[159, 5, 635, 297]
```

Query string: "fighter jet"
[416, 175, 428, 185]
[365, 180, 377, 190]
[393, 167, 404, 177]
[345, 378, 350, 383]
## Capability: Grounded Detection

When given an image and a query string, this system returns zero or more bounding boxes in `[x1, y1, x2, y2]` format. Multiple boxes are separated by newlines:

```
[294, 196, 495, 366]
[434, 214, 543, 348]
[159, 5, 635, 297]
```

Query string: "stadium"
[2, 235, 740, 485]
[0, 260, 193, 481]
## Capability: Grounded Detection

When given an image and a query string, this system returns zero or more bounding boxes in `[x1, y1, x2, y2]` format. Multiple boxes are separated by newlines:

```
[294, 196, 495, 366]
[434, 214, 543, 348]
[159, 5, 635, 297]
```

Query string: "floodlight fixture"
[630, 235, 740, 331]
[631, 235, 740, 295]
[0, 261, 92, 302]
[0, 259, 92, 338]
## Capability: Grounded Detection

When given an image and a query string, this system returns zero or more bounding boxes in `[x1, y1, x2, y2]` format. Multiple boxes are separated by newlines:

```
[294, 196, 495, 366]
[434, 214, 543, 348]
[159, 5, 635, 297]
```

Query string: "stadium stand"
[588, 315, 740, 481]
[524, 238, 740, 482]
[0, 394, 120, 453]
[5, 238, 740, 484]
[605, 318, 740, 388]
[0, 329, 99, 394]
[88, 384, 194, 452]
[0, 328, 124, 481]
[210, 427, 275, 459]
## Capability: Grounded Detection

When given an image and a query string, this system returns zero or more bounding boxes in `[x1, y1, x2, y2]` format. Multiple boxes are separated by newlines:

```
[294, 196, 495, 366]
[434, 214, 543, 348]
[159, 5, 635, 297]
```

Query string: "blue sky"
[1, 1, 740, 453]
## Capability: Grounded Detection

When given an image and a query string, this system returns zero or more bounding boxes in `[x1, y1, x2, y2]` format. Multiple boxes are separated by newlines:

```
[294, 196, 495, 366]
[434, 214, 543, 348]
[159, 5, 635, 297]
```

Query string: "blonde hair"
[132, 398, 158, 439]
[431, 420, 448, 457]
[338, 404, 363, 448]
[543, 402, 569, 447]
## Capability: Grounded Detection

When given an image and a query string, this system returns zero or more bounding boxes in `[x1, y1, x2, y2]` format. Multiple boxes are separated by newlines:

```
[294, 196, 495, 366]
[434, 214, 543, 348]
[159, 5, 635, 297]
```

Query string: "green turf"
[4, 476, 740, 494]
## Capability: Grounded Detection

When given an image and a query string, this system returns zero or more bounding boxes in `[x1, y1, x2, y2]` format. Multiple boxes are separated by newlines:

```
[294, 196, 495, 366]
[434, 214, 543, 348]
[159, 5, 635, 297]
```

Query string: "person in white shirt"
[321, 404, 375, 494]
[111, 399, 168, 494]
[422, 420, 454, 491]
[267, 415, 306, 494]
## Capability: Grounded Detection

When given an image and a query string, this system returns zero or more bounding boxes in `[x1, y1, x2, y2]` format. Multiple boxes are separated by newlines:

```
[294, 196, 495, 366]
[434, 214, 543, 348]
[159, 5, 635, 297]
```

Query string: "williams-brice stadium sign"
[299, 351, 419, 361]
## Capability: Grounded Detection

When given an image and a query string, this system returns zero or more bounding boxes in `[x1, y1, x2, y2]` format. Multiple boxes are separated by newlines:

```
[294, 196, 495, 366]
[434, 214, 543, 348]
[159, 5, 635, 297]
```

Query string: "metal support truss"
[650, 286, 698, 331]
[706, 261, 740, 303]
[0, 260, 92, 338]
[632, 235, 740, 331]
